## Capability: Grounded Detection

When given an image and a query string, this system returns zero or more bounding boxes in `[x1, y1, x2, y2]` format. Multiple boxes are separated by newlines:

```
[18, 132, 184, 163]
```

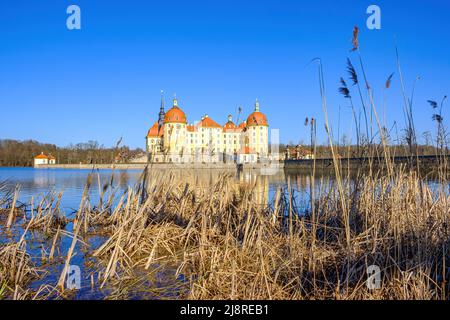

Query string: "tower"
[158, 90, 165, 127]
[246, 99, 269, 157]
[163, 96, 187, 162]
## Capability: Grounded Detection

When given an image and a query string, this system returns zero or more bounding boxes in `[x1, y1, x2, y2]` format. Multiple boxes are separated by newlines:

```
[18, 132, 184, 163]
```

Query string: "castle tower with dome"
[146, 95, 269, 164]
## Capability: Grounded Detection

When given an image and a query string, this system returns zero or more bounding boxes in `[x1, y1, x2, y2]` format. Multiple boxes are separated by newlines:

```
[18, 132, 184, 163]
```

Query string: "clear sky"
[1, 0, 449, 148]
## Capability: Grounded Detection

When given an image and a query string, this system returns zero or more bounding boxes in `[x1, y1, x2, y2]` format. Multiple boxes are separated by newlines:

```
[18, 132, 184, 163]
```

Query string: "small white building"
[48, 154, 56, 164]
[33, 152, 56, 167]
[34, 152, 48, 167]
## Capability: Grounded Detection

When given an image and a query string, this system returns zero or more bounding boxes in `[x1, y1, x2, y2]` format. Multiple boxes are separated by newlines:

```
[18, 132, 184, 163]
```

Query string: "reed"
[0, 162, 448, 300]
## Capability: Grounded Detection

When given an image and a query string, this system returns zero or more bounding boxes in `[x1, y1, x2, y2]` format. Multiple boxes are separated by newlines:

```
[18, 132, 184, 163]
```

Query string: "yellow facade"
[146, 98, 269, 163]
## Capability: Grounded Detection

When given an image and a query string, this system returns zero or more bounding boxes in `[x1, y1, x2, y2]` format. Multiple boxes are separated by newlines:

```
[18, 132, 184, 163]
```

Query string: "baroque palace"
[146, 94, 269, 163]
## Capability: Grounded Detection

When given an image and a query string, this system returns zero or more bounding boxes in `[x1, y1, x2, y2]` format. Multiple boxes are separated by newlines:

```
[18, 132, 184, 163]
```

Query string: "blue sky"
[1, 0, 449, 148]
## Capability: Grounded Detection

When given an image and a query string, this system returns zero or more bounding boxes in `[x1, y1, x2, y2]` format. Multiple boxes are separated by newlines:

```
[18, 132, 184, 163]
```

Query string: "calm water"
[0, 167, 329, 214]
[0, 167, 144, 212]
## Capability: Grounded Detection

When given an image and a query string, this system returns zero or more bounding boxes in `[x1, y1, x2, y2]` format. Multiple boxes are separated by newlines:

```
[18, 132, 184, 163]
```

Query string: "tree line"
[0, 139, 145, 167]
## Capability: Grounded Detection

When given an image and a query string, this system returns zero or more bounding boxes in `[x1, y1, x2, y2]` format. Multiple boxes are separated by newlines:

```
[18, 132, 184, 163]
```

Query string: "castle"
[146, 94, 269, 164]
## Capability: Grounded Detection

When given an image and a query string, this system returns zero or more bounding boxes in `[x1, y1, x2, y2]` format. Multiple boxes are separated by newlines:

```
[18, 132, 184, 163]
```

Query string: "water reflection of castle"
[144, 169, 321, 209]
[148, 169, 271, 206]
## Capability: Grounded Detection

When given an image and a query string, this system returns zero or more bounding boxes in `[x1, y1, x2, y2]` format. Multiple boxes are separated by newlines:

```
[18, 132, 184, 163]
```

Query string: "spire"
[173, 93, 178, 107]
[158, 90, 165, 125]
[228, 114, 232, 122]
[254, 99, 260, 112]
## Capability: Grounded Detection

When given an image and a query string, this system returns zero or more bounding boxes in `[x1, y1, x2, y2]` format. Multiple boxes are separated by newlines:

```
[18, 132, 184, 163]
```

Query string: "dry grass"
[1, 166, 448, 300]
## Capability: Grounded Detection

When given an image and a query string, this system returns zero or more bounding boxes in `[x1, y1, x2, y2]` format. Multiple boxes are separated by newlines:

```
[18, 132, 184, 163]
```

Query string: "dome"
[164, 98, 187, 124]
[246, 100, 268, 126]
[246, 111, 268, 126]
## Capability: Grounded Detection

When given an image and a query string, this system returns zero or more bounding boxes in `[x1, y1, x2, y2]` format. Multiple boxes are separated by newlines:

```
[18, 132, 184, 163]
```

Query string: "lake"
[0, 167, 330, 215]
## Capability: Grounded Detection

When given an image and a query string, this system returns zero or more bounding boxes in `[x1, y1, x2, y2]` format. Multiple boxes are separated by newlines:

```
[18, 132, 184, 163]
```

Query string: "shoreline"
[4, 154, 448, 171]
[31, 162, 284, 170]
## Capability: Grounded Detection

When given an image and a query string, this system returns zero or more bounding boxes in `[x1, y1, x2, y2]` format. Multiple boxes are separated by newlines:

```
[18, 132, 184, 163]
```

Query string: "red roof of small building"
[34, 153, 48, 159]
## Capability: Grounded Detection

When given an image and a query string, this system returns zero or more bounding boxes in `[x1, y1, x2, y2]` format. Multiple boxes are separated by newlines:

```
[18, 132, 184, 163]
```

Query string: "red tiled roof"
[246, 111, 268, 126]
[164, 106, 187, 124]
[238, 122, 247, 129]
[34, 153, 48, 159]
[147, 122, 164, 137]
[223, 120, 244, 133]
[223, 120, 236, 130]
[199, 116, 222, 128]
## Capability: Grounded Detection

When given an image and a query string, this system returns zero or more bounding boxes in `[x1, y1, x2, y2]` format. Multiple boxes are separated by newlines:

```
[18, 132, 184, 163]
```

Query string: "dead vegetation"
[0, 165, 449, 300]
